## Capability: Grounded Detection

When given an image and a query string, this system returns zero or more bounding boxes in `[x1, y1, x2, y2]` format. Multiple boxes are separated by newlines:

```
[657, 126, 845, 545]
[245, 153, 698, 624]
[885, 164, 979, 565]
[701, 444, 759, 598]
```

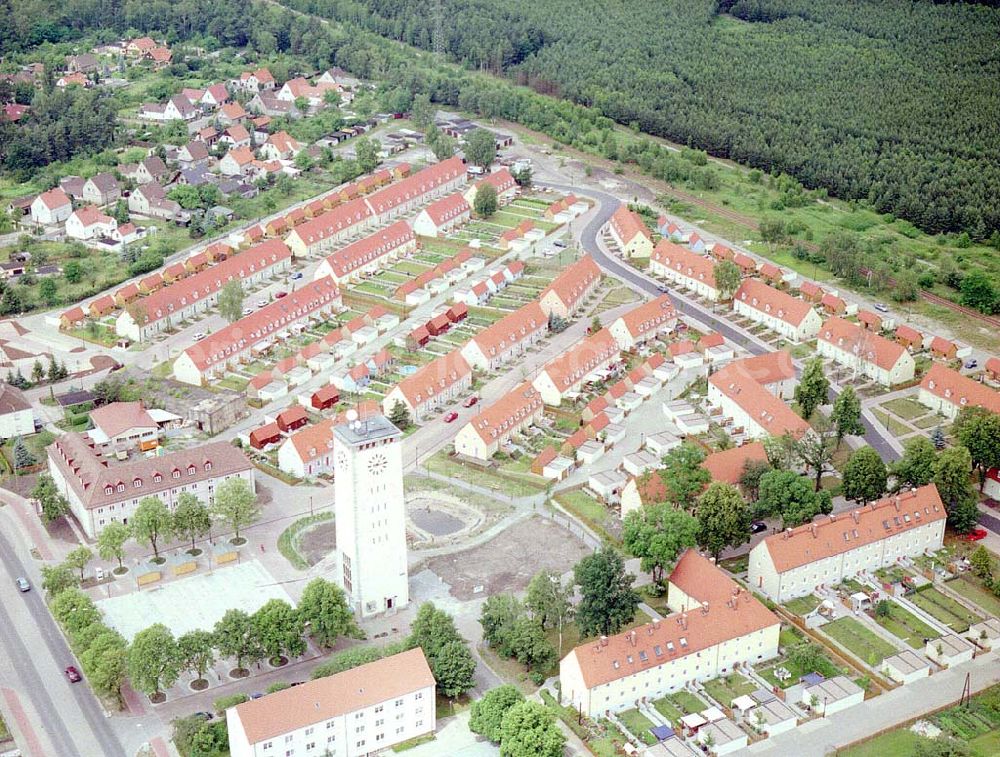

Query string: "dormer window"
[172, 469, 181, 479]
[187, 465, 196, 476]
[116, 483, 125, 493]
[133, 478, 142, 488]
[204, 461, 212, 471]
[154, 473, 162, 483]
[104, 485, 114, 495]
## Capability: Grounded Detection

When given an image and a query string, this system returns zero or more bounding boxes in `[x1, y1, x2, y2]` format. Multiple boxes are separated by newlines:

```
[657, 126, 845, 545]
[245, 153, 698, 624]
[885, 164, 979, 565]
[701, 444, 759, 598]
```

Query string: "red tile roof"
[421, 191, 470, 227]
[364, 156, 465, 217]
[616, 295, 677, 339]
[610, 206, 652, 245]
[652, 240, 716, 288]
[318, 220, 413, 279]
[820, 316, 909, 371]
[36, 187, 71, 210]
[541, 254, 601, 310]
[287, 197, 373, 247]
[539, 329, 618, 390]
[469, 302, 547, 359]
[709, 351, 809, 438]
[392, 349, 471, 407]
[463, 381, 543, 444]
[90, 401, 157, 438]
[735, 278, 817, 327]
[921, 363, 1000, 415]
[703, 442, 768, 485]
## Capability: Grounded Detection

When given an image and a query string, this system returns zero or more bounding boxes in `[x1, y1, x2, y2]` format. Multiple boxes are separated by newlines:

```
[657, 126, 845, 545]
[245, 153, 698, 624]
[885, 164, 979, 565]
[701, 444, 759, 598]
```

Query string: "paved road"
[539, 179, 901, 462]
[0, 521, 124, 757]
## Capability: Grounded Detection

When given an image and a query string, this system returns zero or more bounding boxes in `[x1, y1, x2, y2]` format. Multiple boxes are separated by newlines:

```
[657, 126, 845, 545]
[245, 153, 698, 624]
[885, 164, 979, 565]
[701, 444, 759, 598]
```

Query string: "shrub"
[213, 693, 248, 715]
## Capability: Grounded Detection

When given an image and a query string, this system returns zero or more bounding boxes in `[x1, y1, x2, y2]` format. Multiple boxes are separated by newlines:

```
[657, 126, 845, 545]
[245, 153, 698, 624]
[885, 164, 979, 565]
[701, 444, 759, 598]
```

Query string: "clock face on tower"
[368, 453, 388, 476]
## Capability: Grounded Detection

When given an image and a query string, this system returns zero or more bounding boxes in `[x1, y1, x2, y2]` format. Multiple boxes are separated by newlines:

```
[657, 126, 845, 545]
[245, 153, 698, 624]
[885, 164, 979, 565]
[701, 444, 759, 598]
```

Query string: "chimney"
[783, 527, 792, 539]
[894, 496, 900, 511]
[679, 612, 688, 630]
[629, 630, 637, 647]
[595, 644, 602, 653]
[852, 510, 860, 525]
[647, 623, 654, 636]
[701, 601, 710, 615]
[810, 523, 818, 538]
[652, 619, 660, 631]
[600, 636, 608, 647]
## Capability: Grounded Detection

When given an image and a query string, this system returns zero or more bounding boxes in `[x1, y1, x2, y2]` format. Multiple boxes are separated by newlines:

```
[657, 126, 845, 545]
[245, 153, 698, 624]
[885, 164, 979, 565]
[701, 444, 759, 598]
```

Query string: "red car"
[463, 396, 479, 408]
[965, 528, 989, 542]
[65, 666, 82, 683]
[275, 291, 288, 299]
[443, 411, 458, 423]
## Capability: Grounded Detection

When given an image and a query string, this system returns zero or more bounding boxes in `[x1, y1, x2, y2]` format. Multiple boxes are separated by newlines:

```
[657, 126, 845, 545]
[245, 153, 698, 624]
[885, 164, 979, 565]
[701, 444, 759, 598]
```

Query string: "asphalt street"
[539, 179, 902, 462]
[0, 522, 124, 757]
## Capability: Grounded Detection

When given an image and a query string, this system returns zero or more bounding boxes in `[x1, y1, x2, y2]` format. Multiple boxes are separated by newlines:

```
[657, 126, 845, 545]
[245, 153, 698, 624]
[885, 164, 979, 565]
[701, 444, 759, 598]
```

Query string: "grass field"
[553, 490, 620, 545]
[875, 602, 939, 648]
[872, 409, 913, 438]
[823, 617, 898, 665]
[910, 587, 982, 633]
[652, 690, 706, 727]
[785, 594, 821, 616]
[881, 397, 931, 421]
[759, 643, 845, 689]
[946, 576, 1000, 618]
[701, 674, 757, 708]
[618, 709, 656, 745]
[425, 451, 547, 497]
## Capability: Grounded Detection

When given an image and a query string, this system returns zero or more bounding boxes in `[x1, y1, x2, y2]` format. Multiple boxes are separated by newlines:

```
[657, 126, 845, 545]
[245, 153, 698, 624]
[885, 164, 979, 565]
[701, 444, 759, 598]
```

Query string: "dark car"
[750, 521, 768, 535]
[65, 666, 82, 683]
[249, 692, 264, 700]
[275, 291, 288, 299]
[193, 711, 213, 721]
[965, 359, 978, 370]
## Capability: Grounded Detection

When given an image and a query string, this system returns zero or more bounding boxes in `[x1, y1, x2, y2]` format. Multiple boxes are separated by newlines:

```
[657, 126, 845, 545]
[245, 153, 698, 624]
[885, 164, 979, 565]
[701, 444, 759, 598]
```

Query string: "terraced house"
[732, 279, 823, 343]
[532, 328, 620, 405]
[817, 316, 916, 387]
[649, 240, 720, 301]
[539, 254, 602, 318]
[460, 301, 548, 371]
[313, 220, 416, 284]
[380, 350, 472, 420]
[748, 484, 946, 602]
[454, 382, 544, 460]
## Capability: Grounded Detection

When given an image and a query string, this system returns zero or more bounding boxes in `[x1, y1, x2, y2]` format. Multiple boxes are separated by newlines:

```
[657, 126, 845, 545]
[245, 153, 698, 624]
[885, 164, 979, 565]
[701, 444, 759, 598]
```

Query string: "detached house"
[30, 187, 72, 225]
[260, 131, 302, 161]
[733, 278, 822, 343]
[128, 183, 182, 222]
[66, 206, 117, 240]
[82, 173, 121, 206]
[135, 155, 169, 185]
[817, 316, 916, 387]
[219, 146, 256, 177]
[234, 68, 276, 93]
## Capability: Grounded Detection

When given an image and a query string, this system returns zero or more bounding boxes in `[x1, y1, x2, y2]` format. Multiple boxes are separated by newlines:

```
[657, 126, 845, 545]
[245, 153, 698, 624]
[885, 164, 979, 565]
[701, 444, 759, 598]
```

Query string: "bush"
[530, 671, 546, 686]
[213, 693, 248, 715]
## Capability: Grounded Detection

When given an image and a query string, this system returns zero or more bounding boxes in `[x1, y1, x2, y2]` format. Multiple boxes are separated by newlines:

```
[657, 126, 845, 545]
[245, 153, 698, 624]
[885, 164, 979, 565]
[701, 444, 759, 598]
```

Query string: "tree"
[892, 437, 938, 490]
[41, 563, 78, 596]
[12, 436, 35, 470]
[132, 497, 173, 559]
[959, 270, 998, 315]
[354, 137, 379, 173]
[432, 639, 477, 698]
[298, 578, 362, 648]
[714, 260, 741, 299]
[512, 167, 532, 188]
[660, 442, 710, 509]
[573, 545, 638, 637]
[505, 616, 556, 672]
[212, 477, 260, 541]
[410, 93, 434, 129]
[842, 447, 888, 504]
[252, 599, 305, 662]
[80, 630, 127, 697]
[97, 521, 130, 571]
[31, 360, 44, 384]
[65, 545, 93, 581]
[756, 470, 832, 527]
[697, 482, 751, 560]
[213, 609, 261, 672]
[31, 472, 70, 523]
[953, 407, 1000, 490]
[51, 588, 101, 632]
[474, 182, 498, 218]
[525, 570, 572, 632]
[177, 630, 216, 682]
[874, 600, 892, 619]
[795, 430, 839, 494]
[38, 277, 58, 305]
[428, 129, 456, 161]
[498, 700, 565, 757]
[388, 399, 412, 430]
[739, 458, 772, 502]
[795, 358, 830, 420]
[217, 279, 244, 324]
[173, 493, 211, 551]
[934, 445, 978, 533]
[480, 593, 526, 650]
[622, 503, 699, 582]
[127, 624, 181, 697]
[831, 386, 864, 443]
[63, 260, 83, 283]
[970, 546, 993, 580]
[410, 602, 464, 662]
[758, 217, 787, 249]
[470, 686, 524, 743]
[465, 128, 497, 169]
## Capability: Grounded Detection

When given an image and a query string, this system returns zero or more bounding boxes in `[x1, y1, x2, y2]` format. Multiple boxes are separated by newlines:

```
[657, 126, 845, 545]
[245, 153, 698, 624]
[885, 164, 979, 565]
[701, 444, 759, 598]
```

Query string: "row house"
[463, 167, 518, 207]
[116, 240, 292, 341]
[454, 382, 545, 460]
[649, 241, 720, 301]
[918, 363, 1000, 421]
[363, 156, 466, 224]
[608, 205, 654, 259]
[285, 197, 375, 257]
[817, 316, 916, 387]
[532, 328, 620, 405]
[732, 278, 822, 343]
[312, 220, 415, 284]
[539, 254, 602, 318]
[460, 301, 547, 371]
[380, 350, 472, 421]
[173, 277, 341, 385]
[411, 192, 471, 237]
[608, 295, 677, 350]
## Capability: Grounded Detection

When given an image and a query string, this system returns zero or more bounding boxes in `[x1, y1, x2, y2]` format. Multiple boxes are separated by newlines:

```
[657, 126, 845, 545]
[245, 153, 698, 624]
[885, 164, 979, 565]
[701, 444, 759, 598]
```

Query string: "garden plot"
[822, 616, 898, 664]
[874, 601, 939, 648]
[910, 587, 982, 632]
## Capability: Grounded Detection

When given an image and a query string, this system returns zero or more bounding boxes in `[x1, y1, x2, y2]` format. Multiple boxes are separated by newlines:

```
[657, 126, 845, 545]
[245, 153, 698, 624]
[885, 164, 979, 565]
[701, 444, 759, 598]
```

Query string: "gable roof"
[539, 329, 618, 390]
[392, 349, 470, 407]
[708, 351, 809, 438]
[735, 278, 816, 327]
[0, 384, 31, 415]
[819, 316, 909, 371]
[616, 295, 676, 338]
[541, 254, 601, 309]
[610, 206, 652, 244]
[364, 156, 465, 216]
[319, 220, 413, 279]
[652, 240, 716, 288]
[288, 197, 373, 246]
[36, 187, 71, 210]
[703, 442, 768, 485]
[71, 205, 114, 227]
[469, 302, 547, 358]
[760, 484, 945, 573]
[463, 381, 543, 444]
[921, 363, 1000, 415]
[421, 192, 470, 226]
[89, 401, 157, 437]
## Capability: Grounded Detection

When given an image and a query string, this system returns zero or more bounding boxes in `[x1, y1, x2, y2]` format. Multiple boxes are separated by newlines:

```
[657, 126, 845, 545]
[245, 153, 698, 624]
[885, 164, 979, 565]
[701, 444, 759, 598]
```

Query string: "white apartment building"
[226, 648, 435, 757]
[532, 329, 619, 406]
[748, 484, 946, 602]
[459, 301, 547, 371]
[649, 241, 720, 301]
[381, 350, 471, 421]
[816, 316, 916, 387]
[333, 414, 409, 618]
[453, 382, 544, 460]
[0, 384, 34, 440]
[560, 550, 779, 718]
[732, 279, 822, 343]
[47, 434, 254, 538]
[608, 295, 677, 351]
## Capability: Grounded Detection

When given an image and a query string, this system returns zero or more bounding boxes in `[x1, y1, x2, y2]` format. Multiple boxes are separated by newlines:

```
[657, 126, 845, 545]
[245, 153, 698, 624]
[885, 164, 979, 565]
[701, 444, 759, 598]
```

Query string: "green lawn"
[881, 397, 931, 421]
[553, 490, 620, 545]
[701, 674, 757, 708]
[785, 594, 821, 616]
[947, 576, 1000, 618]
[618, 709, 656, 745]
[652, 690, 706, 727]
[823, 617, 898, 665]
[837, 729, 925, 757]
[910, 587, 982, 633]
[425, 451, 547, 497]
[872, 408, 913, 438]
[875, 602, 939, 648]
[758, 644, 844, 689]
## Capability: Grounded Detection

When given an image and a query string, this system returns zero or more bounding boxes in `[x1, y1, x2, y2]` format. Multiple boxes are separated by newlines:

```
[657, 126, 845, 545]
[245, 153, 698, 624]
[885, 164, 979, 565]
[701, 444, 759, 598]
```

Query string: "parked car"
[192, 711, 213, 721]
[65, 666, 82, 683]
[193, 332, 206, 341]
[463, 396, 479, 408]
[965, 358, 978, 369]
[553, 240, 567, 249]
[15, 577, 30, 592]
[443, 411, 458, 423]
[275, 291, 287, 299]
[242, 307, 254, 316]
[657, 283, 670, 293]
[257, 299, 267, 308]
[964, 528, 989, 542]
[290, 271, 303, 280]
[249, 692, 264, 700]
[874, 303, 890, 313]
[750, 521, 767, 535]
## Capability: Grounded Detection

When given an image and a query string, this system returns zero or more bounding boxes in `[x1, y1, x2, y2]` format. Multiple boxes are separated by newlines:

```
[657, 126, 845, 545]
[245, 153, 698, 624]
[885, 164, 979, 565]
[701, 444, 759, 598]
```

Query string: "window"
[285, 735, 293, 744]
[153, 473, 162, 483]
[304, 727, 313, 736]
[263, 743, 272, 750]
[172, 469, 181, 479]
[187, 465, 196, 476]
[204, 461, 212, 471]
[116, 483, 125, 493]
[133, 478, 142, 488]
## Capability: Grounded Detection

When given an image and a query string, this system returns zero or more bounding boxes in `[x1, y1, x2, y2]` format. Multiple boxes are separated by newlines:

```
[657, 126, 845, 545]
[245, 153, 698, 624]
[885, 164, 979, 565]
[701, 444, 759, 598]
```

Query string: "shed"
[276, 406, 308, 432]
[249, 422, 282, 449]
[881, 649, 931, 685]
[744, 699, 797, 737]
[311, 385, 341, 411]
[801, 676, 864, 716]
[925, 634, 974, 667]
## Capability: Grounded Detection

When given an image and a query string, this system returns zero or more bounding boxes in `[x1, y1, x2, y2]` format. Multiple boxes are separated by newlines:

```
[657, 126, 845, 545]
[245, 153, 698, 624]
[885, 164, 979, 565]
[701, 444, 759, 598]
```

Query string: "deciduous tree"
[622, 503, 699, 582]
[177, 630, 216, 682]
[132, 497, 173, 559]
[127, 623, 181, 697]
[756, 470, 832, 527]
[573, 545, 638, 637]
[64, 545, 93, 581]
[217, 279, 244, 324]
[795, 358, 830, 420]
[474, 182, 498, 218]
[498, 700, 565, 757]
[252, 599, 305, 662]
[212, 477, 259, 541]
[31, 472, 70, 523]
[714, 260, 741, 300]
[842, 447, 888, 504]
[470, 685, 524, 743]
[97, 521, 130, 571]
[831, 386, 864, 443]
[892, 437, 938, 490]
[172, 493, 211, 551]
[660, 442, 710, 510]
[432, 639, 477, 699]
[934, 445, 978, 533]
[696, 482, 751, 560]
[953, 407, 1000, 490]
[213, 609, 261, 672]
[298, 578, 362, 648]
[464, 128, 497, 169]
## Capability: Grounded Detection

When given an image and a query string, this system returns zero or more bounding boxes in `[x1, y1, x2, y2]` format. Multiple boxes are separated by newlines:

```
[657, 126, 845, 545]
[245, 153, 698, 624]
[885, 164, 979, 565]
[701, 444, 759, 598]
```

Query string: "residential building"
[817, 316, 916, 386]
[333, 414, 409, 617]
[0, 384, 34, 440]
[732, 279, 822, 343]
[173, 277, 341, 385]
[463, 167, 517, 207]
[285, 198, 375, 257]
[707, 351, 809, 440]
[116, 240, 292, 341]
[313, 220, 415, 284]
[226, 648, 434, 757]
[82, 173, 121, 206]
[918, 363, 1000, 420]
[649, 241, 719, 301]
[748, 484, 946, 602]
[135, 156, 169, 185]
[560, 550, 779, 717]
[66, 206, 117, 240]
[411, 192, 471, 237]
[259, 130, 302, 161]
[381, 350, 471, 421]
[539, 254, 602, 318]
[460, 301, 547, 371]
[87, 402, 159, 452]
[233, 68, 276, 93]
[532, 329, 619, 405]
[176, 140, 211, 169]
[219, 146, 256, 177]
[128, 183, 183, 221]
[364, 156, 466, 224]
[608, 295, 677, 350]
[609, 206, 654, 259]
[30, 188, 73, 225]
[47, 435, 254, 538]
[454, 382, 544, 460]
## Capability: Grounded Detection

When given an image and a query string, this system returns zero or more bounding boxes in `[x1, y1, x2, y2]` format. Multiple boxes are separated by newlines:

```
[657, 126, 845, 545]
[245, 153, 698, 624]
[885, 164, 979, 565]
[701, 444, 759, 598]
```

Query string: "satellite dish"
[345, 409, 359, 423]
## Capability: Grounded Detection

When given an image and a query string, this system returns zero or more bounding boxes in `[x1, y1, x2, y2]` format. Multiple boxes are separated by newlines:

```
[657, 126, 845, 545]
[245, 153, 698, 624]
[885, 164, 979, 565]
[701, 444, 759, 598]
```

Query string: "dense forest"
[290, 0, 1000, 238]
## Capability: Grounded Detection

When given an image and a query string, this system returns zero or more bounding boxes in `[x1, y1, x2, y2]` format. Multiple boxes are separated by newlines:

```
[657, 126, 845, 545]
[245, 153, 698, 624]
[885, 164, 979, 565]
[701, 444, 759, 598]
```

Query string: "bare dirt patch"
[298, 521, 336, 566]
[424, 515, 590, 600]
